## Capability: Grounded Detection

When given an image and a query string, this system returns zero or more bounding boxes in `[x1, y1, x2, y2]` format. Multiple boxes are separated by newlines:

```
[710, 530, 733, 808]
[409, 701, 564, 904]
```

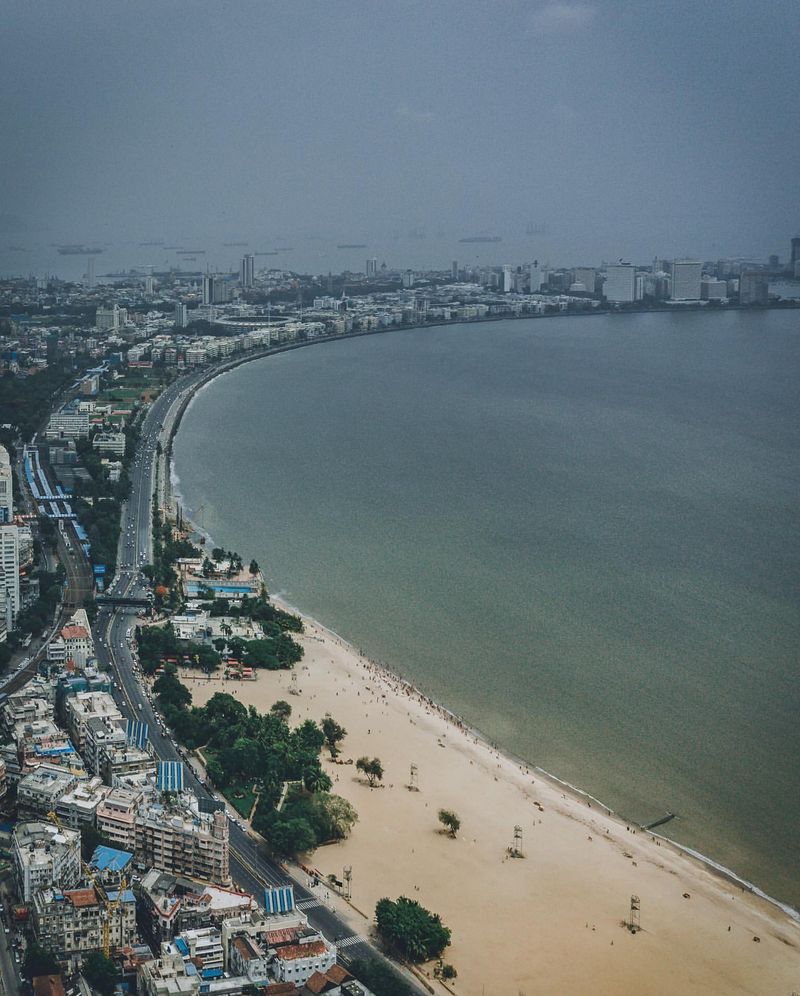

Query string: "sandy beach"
[180, 610, 800, 995]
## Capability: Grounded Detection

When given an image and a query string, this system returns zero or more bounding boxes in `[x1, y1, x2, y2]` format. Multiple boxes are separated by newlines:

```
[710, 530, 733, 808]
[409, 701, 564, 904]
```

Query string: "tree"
[349, 959, 414, 996]
[303, 766, 332, 794]
[438, 809, 461, 838]
[313, 793, 358, 841]
[268, 817, 317, 857]
[270, 700, 292, 720]
[249, 559, 259, 575]
[82, 951, 119, 996]
[356, 756, 384, 787]
[22, 943, 59, 980]
[375, 896, 451, 963]
[321, 714, 347, 758]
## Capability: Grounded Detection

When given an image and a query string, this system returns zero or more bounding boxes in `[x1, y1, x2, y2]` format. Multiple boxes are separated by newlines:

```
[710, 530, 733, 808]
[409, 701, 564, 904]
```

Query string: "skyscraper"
[604, 264, 636, 303]
[202, 275, 215, 305]
[0, 525, 20, 630]
[452, 260, 458, 280]
[0, 446, 12, 523]
[366, 258, 378, 278]
[670, 260, 702, 301]
[791, 237, 800, 267]
[174, 303, 188, 328]
[240, 255, 255, 288]
[739, 271, 769, 306]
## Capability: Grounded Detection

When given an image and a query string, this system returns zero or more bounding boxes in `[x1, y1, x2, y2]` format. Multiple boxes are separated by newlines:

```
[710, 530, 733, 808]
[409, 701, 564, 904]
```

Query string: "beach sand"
[182, 613, 800, 995]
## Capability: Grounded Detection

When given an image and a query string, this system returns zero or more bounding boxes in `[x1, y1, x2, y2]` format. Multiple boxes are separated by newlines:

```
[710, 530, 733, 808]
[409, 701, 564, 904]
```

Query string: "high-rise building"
[670, 260, 702, 301]
[604, 264, 636, 303]
[529, 262, 545, 292]
[501, 265, 513, 293]
[202, 275, 215, 306]
[0, 526, 20, 629]
[573, 267, 596, 295]
[174, 303, 188, 328]
[790, 237, 800, 267]
[452, 260, 458, 280]
[145, 275, 155, 295]
[239, 255, 255, 288]
[366, 258, 378, 278]
[402, 270, 415, 289]
[0, 446, 12, 523]
[739, 270, 769, 306]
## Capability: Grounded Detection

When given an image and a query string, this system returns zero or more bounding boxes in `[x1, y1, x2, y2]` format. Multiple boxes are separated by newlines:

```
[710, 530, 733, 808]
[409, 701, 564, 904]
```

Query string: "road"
[91, 371, 423, 989]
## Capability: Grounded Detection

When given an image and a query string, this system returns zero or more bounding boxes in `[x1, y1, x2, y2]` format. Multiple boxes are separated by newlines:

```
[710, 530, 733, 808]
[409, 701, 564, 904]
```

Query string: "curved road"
[92, 369, 425, 991]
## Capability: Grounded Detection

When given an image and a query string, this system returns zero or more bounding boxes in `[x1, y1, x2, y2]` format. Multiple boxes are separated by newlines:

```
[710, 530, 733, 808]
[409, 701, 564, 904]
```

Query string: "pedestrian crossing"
[296, 898, 323, 910]
[336, 934, 365, 949]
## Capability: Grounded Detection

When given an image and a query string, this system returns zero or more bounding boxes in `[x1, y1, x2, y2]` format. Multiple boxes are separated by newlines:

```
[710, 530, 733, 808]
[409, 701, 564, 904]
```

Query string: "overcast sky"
[2, 0, 798, 263]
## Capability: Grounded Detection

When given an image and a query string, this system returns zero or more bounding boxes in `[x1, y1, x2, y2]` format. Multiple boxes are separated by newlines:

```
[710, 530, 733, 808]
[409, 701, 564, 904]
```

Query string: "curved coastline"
[162, 316, 799, 928]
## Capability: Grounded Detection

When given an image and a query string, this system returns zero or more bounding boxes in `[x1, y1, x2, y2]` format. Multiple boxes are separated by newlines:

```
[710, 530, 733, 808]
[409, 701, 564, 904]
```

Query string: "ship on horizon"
[458, 235, 502, 244]
[223, 241, 249, 247]
[57, 244, 104, 255]
[176, 249, 205, 255]
[337, 243, 367, 249]
[139, 240, 165, 246]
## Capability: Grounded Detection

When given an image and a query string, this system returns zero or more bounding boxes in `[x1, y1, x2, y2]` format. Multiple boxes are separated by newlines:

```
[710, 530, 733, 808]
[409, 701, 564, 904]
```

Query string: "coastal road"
[94, 370, 426, 991]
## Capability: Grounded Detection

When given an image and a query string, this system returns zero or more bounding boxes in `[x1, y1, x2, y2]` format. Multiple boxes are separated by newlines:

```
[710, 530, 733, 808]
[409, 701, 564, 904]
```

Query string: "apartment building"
[13, 821, 81, 901]
[33, 885, 136, 961]
[136, 800, 229, 886]
[17, 765, 79, 818]
[66, 691, 121, 752]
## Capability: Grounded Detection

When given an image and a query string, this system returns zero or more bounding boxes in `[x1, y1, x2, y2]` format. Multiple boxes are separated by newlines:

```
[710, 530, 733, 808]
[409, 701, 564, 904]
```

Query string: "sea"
[171, 309, 800, 910]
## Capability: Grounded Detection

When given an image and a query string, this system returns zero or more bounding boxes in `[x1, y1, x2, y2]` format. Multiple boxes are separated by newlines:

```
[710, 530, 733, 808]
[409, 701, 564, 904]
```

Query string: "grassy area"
[228, 786, 257, 819]
[198, 747, 256, 819]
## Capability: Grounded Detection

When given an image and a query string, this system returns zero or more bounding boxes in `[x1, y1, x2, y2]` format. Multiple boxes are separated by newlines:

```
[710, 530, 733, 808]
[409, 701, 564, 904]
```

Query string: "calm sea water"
[173, 310, 800, 907]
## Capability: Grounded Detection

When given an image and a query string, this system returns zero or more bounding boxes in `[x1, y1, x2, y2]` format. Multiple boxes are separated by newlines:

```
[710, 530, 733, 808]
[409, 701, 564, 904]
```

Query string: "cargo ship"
[57, 245, 104, 255]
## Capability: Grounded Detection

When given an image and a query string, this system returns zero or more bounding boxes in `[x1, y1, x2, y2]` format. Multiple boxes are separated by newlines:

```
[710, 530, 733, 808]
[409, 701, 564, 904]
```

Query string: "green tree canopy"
[438, 809, 461, 838]
[356, 756, 384, 786]
[321, 714, 347, 757]
[375, 896, 451, 963]
[82, 951, 119, 996]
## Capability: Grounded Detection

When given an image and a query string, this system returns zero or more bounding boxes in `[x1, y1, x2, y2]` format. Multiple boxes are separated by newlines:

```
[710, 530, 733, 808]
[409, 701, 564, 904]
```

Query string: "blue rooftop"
[91, 845, 134, 873]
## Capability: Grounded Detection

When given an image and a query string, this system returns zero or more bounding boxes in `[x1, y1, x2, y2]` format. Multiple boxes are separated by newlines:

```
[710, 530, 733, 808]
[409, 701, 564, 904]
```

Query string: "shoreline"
[179, 592, 800, 993]
[159, 318, 799, 930]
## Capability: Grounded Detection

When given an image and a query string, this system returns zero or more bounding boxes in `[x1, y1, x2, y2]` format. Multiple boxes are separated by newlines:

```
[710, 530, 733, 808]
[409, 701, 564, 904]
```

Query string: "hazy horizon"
[2, 0, 799, 266]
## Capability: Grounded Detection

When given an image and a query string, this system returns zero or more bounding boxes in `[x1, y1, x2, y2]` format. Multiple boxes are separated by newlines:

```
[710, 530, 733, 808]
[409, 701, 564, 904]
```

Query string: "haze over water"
[173, 310, 799, 906]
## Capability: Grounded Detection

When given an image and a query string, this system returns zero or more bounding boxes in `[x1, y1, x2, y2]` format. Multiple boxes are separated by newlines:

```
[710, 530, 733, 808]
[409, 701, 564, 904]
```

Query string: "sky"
[1, 0, 799, 266]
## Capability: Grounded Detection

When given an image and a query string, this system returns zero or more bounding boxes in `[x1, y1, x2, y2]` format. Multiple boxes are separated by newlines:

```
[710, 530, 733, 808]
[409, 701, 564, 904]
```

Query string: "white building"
[66, 691, 121, 751]
[0, 525, 20, 629]
[573, 267, 596, 295]
[17, 765, 79, 818]
[670, 260, 702, 301]
[0, 445, 12, 523]
[92, 432, 126, 456]
[45, 407, 90, 441]
[239, 255, 255, 288]
[366, 258, 378, 278]
[174, 303, 188, 328]
[604, 264, 636, 303]
[13, 820, 82, 901]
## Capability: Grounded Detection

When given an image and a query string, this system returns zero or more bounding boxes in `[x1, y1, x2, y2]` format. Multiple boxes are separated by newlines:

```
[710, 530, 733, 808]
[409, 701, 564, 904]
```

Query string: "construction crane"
[47, 811, 128, 958]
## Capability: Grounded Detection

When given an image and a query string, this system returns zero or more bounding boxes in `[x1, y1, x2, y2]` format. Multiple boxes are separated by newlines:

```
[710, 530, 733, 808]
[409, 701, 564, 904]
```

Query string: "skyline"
[2, 1, 799, 265]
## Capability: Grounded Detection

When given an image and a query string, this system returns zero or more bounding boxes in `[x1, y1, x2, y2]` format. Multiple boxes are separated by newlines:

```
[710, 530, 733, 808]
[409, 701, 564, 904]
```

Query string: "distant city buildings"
[239, 255, 255, 288]
[739, 270, 769, 306]
[366, 258, 378, 277]
[174, 302, 188, 328]
[670, 260, 703, 301]
[604, 264, 636, 303]
[0, 445, 12, 523]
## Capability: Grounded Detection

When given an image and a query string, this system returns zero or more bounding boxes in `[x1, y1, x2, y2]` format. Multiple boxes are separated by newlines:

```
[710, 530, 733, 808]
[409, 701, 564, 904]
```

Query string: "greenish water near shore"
[173, 309, 799, 907]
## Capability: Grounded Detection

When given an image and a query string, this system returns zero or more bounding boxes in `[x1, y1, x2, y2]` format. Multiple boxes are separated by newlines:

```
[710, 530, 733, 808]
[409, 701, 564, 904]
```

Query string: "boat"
[337, 243, 367, 249]
[223, 242, 249, 247]
[57, 245, 104, 255]
[458, 235, 502, 244]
